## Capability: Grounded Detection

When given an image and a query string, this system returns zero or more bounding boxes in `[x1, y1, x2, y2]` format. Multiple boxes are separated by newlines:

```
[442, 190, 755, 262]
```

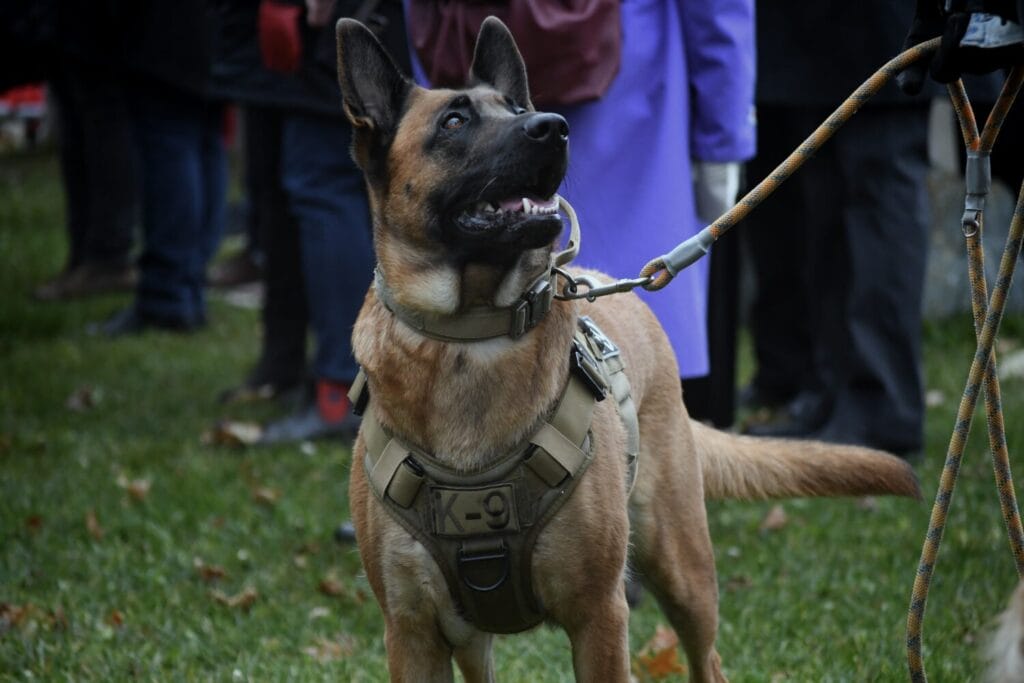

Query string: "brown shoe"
[33, 263, 137, 301]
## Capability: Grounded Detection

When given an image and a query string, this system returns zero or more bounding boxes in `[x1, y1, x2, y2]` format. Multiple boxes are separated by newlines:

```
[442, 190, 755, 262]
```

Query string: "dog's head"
[336, 17, 569, 313]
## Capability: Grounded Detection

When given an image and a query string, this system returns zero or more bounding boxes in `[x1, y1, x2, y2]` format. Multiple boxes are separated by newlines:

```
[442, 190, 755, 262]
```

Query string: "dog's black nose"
[523, 113, 569, 146]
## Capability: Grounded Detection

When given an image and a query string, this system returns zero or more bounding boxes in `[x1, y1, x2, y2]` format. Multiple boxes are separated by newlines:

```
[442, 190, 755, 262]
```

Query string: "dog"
[335, 17, 921, 682]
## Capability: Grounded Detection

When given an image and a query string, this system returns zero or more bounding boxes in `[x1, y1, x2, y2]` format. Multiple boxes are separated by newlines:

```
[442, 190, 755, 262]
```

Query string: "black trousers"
[243, 106, 309, 384]
[744, 104, 930, 452]
[51, 62, 138, 269]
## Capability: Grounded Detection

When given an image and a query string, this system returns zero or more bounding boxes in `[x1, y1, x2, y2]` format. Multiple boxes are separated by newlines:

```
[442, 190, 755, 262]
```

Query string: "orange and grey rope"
[906, 67, 1024, 683]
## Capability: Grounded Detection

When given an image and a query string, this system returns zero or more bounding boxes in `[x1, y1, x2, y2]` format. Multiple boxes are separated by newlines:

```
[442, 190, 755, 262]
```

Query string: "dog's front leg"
[564, 593, 631, 682]
[383, 617, 455, 683]
[453, 632, 495, 683]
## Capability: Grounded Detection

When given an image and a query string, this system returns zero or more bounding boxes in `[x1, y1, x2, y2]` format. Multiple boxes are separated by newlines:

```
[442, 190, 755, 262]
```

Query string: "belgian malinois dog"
[336, 17, 920, 682]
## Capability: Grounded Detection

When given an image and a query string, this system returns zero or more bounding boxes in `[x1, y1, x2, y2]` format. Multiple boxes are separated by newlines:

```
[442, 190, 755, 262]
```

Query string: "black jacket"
[756, 2, 934, 106]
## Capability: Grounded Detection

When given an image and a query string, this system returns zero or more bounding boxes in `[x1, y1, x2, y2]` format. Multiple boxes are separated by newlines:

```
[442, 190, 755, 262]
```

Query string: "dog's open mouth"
[453, 194, 563, 248]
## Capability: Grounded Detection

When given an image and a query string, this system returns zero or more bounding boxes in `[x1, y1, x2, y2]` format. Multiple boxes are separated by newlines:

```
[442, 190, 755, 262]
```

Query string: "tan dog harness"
[349, 315, 639, 634]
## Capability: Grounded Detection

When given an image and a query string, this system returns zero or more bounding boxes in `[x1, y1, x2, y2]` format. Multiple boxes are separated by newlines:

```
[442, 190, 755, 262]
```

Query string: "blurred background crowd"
[1, 0, 1022, 461]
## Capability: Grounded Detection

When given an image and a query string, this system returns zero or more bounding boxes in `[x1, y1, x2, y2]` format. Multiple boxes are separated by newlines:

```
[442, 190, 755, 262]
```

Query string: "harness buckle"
[578, 315, 621, 360]
[570, 340, 608, 401]
[457, 539, 510, 592]
[510, 277, 553, 338]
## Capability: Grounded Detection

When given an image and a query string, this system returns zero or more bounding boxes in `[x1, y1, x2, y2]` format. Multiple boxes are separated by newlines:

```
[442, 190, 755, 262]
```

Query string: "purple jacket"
[557, 0, 756, 377]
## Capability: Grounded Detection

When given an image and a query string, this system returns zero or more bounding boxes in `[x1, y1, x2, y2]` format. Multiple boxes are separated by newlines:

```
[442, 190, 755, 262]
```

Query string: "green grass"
[1, 151, 1023, 681]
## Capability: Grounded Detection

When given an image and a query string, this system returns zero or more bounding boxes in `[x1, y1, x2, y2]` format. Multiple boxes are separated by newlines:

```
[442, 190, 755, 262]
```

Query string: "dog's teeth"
[522, 197, 532, 213]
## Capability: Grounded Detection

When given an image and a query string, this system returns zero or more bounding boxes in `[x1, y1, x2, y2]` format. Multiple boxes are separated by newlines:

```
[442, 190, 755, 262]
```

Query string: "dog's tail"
[692, 421, 921, 501]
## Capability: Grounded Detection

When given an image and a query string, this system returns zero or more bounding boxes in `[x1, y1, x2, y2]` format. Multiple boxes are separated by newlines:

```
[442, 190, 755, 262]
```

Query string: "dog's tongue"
[497, 196, 559, 213]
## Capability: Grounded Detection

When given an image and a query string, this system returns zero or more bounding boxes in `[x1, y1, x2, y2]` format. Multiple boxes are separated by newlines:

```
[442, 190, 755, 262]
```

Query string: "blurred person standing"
[741, 2, 931, 458]
[92, 1, 228, 335]
[215, 0, 409, 442]
[551, 0, 755, 410]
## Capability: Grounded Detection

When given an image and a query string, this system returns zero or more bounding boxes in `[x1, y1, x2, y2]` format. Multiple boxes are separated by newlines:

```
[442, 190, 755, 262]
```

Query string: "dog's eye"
[441, 113, 466, 130]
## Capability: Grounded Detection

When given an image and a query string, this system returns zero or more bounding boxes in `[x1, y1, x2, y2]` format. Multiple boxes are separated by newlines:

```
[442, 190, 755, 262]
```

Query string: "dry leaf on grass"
[1, 603, 66, 635]
[85, 509, 104, 540]
[116, 474, 151, 502]
[633, 624, 687, 680]
[724, 574, 753, 592]
[201, 421, 263, 448]
[25, 515, 43, 533]
[193, 557, 228, 582]
[302, 634, 357, 663]
[759, 504, 788, 532]
[318, 576, 345, 598]
[210, 586, 258, 611]
[65, 385, 101, 412]
[251, 487, 280, 506]
[107, 609, 124, 627]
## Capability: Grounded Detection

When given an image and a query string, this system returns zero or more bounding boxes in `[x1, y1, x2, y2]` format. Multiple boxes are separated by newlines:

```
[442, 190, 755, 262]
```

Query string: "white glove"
[692, 161, 741, 225]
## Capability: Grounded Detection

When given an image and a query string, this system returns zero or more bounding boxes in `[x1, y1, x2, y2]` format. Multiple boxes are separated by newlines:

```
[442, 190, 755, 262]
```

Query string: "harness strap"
[374, 270, 554, 342]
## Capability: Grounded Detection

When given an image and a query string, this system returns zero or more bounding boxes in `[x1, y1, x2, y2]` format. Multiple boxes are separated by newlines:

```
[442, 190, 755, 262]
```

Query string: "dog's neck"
[353, 262, 578, 471]
[373, 261, 555, 344]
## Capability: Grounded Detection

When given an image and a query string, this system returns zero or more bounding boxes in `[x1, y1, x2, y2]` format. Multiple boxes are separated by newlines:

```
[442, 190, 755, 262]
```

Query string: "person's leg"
[105, 82, 222, 332]
[76, 66, 139, 270]
[817, 104, 930, 455]
[741, 106, 814, 407]
[49, 70, 88, 271]
[220, 106, 308, 402]
[681, 230, 739, 427]
[261, 112, 374, 441]
[744, 106, 842, 437]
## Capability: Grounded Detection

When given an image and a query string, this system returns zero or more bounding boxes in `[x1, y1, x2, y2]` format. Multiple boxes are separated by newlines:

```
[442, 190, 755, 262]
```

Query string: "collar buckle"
[510, 276, 553, 339]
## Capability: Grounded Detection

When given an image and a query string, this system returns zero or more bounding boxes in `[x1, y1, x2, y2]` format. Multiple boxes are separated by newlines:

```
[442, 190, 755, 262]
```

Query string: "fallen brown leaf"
[318, 576, 345, 598]
[107, 609, 124, 627]
[210, 586, 258, 611]
[201, 420, 263, 448]
[116, 474, 152, 502]
[302, 634, 356, 663]
[724, 574, 753, 592]
[49, 606, 68, 631]
[251, 487, 280, 506]
[66, 385, 100, 412]
[759, 504, 788, 532]
[85, 509, 104, 540]
[633, 624, 687, 680]
[193, 557, 227, 582]
[25, 515, 43, 533]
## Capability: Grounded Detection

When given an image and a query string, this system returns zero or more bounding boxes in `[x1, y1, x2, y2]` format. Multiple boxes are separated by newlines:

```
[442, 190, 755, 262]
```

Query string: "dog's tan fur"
[337, 18, 920, 682]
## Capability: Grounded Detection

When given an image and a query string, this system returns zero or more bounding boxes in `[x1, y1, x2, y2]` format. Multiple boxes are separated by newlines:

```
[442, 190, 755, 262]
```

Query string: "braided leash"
[906, 67, 1024, 683]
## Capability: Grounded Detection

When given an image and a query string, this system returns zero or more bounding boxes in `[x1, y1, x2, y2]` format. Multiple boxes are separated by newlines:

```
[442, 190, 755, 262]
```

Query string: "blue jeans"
[280, 113, 374, 383]
[129, 83, 226, 324]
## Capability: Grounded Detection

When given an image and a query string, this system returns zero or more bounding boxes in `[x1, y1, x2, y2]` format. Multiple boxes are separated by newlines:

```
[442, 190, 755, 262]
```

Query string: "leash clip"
[552, 268, 654, 302]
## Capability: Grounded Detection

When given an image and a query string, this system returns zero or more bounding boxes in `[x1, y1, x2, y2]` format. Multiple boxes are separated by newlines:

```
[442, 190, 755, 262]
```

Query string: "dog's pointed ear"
[469, 16, 533, 111]
[336, 18, 411, 133]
